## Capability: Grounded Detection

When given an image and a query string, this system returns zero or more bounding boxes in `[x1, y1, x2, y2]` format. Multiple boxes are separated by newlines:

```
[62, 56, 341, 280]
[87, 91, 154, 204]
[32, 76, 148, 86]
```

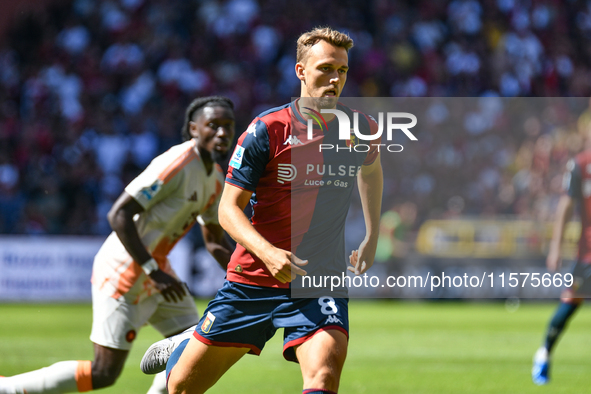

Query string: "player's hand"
[546, 247, 562, 273]
[261, 248, 308, 284]
[148, 270, 187, 303]
[348, 237, 377, 275]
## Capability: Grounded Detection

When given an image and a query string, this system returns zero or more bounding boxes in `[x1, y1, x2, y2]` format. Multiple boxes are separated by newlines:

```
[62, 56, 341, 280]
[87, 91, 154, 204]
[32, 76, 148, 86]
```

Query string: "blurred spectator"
[1, 0, 590, 237]
[375, 202, 418, 264]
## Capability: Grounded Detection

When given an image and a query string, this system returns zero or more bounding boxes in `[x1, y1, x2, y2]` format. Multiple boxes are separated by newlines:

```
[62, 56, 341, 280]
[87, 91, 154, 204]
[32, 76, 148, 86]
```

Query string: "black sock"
[544, 302, 580, 353]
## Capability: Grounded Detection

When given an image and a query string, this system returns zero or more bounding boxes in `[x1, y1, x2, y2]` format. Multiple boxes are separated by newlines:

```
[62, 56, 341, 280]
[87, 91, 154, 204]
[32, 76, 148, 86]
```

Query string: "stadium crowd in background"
[1, 0, 591, 239]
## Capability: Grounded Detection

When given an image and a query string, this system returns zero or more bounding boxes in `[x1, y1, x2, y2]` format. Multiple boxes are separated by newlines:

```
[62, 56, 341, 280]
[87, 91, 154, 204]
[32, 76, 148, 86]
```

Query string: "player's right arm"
[218, 183, 307, 284]
[224, 117, 307, 283]
[107, 191, 187, 302]
[547, 159, 580, 272]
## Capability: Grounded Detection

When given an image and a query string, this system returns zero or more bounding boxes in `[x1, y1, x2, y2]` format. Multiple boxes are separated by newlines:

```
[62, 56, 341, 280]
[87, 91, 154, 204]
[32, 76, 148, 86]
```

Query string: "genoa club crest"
[346, 131, 357, 147]
[201, 311, 216, 333]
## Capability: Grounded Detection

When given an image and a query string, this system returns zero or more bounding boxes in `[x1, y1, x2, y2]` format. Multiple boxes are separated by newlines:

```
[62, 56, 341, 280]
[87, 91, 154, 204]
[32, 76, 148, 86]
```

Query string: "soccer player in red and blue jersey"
[532, 147, 591, 385]
[141, 27, 383, 394]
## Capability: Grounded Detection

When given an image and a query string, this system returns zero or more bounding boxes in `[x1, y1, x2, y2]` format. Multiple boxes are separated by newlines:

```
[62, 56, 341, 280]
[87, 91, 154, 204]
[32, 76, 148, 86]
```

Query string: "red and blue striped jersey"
[225, 100, 379, 288]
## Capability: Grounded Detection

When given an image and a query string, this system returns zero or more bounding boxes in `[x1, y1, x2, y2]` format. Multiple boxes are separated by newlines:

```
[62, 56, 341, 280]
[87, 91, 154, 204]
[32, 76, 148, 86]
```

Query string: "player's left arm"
[349, 153, 383, 275]
[200, 223, 233, 270]
[108, 192, 153, 266]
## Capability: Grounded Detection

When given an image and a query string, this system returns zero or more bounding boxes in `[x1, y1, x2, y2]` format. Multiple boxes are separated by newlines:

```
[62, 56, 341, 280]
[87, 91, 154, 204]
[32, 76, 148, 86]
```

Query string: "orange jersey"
[92, 140, 224, 301]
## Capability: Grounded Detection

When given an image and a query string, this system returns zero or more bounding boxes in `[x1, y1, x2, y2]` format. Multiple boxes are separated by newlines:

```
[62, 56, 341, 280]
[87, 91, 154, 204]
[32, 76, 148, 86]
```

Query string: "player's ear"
[189, 121, 199, 139]
[295, 62, 305, 82]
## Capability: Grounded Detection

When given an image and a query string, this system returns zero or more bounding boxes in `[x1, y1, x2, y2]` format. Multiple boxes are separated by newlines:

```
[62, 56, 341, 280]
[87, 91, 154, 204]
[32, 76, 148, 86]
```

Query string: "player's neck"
[195, 144, 214, 175]
[297, 97, 336, 122]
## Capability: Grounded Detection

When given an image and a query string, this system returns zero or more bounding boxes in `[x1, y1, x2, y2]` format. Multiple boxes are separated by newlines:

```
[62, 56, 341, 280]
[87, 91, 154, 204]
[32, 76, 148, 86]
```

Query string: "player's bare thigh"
[167, 336, 249, 394]
[295, 329, 348, 392]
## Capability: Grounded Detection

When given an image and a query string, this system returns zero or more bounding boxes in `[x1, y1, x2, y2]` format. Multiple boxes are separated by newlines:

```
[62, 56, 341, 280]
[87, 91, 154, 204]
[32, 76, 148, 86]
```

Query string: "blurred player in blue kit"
[140, 27, 383, 394]
[0, 96, 235, 394]
[532, 147, 591, 385]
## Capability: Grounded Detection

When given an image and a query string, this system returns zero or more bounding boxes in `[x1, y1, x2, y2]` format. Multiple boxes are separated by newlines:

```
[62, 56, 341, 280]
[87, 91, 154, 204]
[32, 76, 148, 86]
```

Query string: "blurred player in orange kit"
[532, 142, 591, 385]
[0, 96, 235, 394]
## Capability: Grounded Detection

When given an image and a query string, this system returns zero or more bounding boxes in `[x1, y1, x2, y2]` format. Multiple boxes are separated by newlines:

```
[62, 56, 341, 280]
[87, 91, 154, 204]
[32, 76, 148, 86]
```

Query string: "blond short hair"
[296, 27, 354, 63]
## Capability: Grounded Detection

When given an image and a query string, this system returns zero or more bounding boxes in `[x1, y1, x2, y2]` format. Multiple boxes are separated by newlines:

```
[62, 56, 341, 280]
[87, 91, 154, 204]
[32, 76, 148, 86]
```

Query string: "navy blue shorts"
[193, 281, 349, 362]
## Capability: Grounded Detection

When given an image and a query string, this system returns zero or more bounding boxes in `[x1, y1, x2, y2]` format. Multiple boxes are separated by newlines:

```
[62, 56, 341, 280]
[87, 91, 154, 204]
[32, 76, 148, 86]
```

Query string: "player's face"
[297, 40, 349, 108]
[191, 105, 235, 163]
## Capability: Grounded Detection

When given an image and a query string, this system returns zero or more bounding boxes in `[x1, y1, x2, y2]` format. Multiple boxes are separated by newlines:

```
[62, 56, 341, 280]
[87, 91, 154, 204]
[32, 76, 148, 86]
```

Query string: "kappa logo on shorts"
[201, 311, 216, 333]
[325, 315, 343, 325]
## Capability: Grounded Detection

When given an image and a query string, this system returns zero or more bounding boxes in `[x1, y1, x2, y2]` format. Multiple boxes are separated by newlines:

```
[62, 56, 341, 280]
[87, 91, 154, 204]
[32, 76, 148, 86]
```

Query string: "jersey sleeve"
[361, 112, 380, 166]
[125, 152, 184, 211]
[564, 159, 582, 199]
[225, 119, 270, 192]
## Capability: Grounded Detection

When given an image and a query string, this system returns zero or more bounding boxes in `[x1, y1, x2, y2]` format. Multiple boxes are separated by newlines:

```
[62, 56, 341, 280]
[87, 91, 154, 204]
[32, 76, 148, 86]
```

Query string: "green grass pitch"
[1, 300, 590, 393]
